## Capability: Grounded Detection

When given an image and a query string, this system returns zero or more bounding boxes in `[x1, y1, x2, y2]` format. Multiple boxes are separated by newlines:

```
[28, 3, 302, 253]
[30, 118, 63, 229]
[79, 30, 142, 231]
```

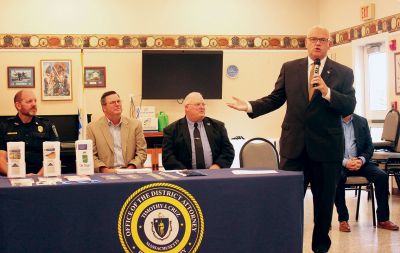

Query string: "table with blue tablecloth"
[0, 169, 303, 253]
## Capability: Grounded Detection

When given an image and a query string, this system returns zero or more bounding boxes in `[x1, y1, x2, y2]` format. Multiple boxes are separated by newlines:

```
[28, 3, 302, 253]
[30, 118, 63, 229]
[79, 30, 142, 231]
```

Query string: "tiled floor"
[303, 185, 400, 253]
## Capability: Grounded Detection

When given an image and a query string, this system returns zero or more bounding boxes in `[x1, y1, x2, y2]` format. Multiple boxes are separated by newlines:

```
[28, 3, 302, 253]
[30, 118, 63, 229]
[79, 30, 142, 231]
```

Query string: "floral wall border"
[0, 13, 399, 50]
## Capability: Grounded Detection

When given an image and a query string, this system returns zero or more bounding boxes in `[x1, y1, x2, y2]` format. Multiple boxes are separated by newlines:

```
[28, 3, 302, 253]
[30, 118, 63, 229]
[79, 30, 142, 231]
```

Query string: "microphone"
[312, 58, 321, 87]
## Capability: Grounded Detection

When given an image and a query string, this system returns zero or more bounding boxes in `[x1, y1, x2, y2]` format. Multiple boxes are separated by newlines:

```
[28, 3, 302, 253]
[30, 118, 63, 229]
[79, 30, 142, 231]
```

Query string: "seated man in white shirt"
[87, 91, 147, 173]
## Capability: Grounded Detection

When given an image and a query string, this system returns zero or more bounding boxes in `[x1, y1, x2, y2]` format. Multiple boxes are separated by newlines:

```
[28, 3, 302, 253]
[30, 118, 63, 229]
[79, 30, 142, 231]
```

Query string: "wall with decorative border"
[0, 34, 305, 50]
[1, 13, 400, 50]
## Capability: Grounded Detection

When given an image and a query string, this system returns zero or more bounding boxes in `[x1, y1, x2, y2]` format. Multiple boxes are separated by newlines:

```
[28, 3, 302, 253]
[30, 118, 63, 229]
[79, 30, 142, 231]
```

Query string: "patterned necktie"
[193, 123, 205, 169]
[308, 63, 315, 101]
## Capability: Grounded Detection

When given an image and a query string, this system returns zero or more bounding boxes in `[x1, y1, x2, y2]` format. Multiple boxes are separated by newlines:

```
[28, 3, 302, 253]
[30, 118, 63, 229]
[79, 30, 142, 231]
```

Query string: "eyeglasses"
[106, 100, 121, 105]
[187, 103, 206, 107]
[307, 37, 330, 44]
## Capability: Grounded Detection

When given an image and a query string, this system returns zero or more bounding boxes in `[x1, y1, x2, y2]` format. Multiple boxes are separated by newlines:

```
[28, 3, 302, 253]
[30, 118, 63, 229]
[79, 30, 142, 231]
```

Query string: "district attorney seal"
[118, 183, 204, 253]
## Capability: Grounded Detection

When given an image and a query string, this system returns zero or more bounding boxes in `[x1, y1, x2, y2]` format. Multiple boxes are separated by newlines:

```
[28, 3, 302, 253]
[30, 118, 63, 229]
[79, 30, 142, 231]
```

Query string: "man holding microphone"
[227, 25, 356, 253]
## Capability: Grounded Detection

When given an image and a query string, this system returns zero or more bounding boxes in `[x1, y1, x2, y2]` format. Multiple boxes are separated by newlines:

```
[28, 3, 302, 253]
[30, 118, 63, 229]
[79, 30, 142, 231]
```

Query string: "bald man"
[228, 25, 356, 253]
[162, 92, 234, 170]
[0, 90, 59, 176]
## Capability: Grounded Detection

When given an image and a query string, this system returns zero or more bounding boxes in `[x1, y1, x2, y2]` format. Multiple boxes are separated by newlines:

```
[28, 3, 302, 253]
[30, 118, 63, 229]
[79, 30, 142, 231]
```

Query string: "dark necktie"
[308, 63, 315, 101]
[193, 123, 205, 169]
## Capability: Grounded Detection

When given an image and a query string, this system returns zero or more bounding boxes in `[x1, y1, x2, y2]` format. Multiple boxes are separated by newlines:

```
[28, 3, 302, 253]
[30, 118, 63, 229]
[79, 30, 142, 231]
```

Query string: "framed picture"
[41, 60, 72, 100]
[395, 53, 400, 95]
[7, 67, 35, 88]
[84, 67, 106, 88]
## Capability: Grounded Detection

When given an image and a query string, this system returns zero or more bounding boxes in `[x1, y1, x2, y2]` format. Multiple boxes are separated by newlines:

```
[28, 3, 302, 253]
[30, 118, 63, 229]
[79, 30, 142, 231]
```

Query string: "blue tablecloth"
[0, 169, 303, 253]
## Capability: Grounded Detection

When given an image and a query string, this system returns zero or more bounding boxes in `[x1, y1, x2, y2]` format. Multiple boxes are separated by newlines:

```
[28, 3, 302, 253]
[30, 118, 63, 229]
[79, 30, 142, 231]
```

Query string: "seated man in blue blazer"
[162, 92, 234, 170]
[334, 113, 398, 232]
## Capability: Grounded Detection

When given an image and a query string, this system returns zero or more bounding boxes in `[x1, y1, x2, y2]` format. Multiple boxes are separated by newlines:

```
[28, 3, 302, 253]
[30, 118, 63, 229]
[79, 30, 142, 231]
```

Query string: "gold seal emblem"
[38, 125, 44, 133]
[118, 183, 204, 253]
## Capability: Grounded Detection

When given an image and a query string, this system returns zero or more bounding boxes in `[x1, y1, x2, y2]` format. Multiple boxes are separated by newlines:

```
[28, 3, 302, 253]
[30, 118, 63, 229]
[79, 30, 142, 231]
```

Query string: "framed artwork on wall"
[7, 67, 35, 88]
[395, 52, 400, 95]
[41, 60, 72, 100]
[84, 67, 106, 88]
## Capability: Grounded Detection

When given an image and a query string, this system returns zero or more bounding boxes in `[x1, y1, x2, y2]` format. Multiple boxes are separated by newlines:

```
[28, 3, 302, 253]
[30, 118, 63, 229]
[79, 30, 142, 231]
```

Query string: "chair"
[344, 176, 376, 227]
[373, 150, 400, 190]
[373, 109, 400, 151]
[239, 137, 279, 169]
[372, 109, 400, 190]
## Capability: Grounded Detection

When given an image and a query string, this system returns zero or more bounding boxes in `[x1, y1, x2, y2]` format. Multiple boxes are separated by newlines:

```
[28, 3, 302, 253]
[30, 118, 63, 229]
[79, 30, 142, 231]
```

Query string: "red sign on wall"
[361, 3, 375, 21]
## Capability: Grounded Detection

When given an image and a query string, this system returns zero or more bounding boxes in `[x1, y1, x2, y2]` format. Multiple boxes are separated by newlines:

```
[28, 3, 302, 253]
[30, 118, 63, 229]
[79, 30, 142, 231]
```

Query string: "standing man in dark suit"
[227, 25, 356, 253]
[335, 114, 398, 232]
[162, 92, 234, 170]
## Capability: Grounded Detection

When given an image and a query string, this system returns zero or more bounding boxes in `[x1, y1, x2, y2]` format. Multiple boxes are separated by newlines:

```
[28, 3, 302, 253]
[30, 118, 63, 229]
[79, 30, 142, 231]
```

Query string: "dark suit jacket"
[349, 114, 374, 163]
[162, 117, 235, 170]
[249, 57, 356, 162]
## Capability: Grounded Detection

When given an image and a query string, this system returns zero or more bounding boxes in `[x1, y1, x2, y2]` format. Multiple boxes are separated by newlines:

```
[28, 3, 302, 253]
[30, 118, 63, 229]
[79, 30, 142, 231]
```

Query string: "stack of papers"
[176, 170, 207, 177]
[9, 178, 34, 187]
[64, 175, 92, 182]
[115, 168, 152, 174]
[232, 170, 278, 175]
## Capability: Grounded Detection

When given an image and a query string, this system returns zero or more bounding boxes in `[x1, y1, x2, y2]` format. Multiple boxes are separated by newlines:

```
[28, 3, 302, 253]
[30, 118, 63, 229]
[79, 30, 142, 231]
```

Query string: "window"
[364, 44, 388, 113]
[352, 33, 390, 120]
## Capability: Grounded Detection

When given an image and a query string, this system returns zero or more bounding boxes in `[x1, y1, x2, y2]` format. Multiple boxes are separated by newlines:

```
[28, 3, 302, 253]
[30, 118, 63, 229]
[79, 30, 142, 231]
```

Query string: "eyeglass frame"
[102, 99, 122, 106]
[307, 37, 330, 44]
[187, 103, 207, 107]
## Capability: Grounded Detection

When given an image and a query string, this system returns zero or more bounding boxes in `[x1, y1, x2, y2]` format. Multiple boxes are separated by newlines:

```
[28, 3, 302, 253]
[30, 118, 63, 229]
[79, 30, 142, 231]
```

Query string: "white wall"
[0, 0, 318, 35]
[320, 0, 400, 32]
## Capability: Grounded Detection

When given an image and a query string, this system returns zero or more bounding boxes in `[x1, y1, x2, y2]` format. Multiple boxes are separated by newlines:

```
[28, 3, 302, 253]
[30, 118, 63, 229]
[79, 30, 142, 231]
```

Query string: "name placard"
[75, 140, 94, 175]
[43, 141, 61, 177]
[7, 142, 26, 178]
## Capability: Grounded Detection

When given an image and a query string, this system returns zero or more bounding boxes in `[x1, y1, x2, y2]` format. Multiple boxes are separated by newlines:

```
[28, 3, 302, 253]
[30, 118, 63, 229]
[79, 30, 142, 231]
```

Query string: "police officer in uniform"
[0, 90, 59, 176]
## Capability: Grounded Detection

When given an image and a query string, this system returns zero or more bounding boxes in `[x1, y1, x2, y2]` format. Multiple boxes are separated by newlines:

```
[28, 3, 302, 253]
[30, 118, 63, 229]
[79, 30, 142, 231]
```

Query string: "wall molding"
[331, 13, 400, 46]
[0, 34, 306, 50]
[1, 13, 400, 50]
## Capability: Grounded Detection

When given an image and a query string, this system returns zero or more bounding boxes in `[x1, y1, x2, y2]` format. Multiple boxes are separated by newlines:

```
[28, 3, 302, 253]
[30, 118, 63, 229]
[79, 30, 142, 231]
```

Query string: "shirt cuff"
[342, 158, 348, 167]
[359, 156, 366, 165]
[246, 101, 253, 113]
[322, 87, 331, 101]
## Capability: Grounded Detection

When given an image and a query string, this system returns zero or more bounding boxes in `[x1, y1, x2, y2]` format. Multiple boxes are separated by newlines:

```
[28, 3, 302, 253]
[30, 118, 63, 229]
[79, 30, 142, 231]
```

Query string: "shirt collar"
[106, 117, 122, 127]
[342, 115, 354, 125]
[186, 117, 203, 127]
[15, 114, 37, 125]
[308, 56, 328, 67]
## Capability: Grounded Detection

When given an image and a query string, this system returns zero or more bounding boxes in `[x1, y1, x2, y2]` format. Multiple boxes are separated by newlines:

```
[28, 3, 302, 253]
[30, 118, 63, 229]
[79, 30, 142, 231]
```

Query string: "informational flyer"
[75, 140, 94, 175]
[43, 141, 61, 177]
[7, 142, 26, 178]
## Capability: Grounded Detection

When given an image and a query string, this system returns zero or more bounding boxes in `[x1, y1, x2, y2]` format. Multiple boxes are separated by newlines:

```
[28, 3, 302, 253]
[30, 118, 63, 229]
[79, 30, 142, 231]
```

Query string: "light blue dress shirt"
[342, 116, 366, 167]
[186, 118, 213, 169]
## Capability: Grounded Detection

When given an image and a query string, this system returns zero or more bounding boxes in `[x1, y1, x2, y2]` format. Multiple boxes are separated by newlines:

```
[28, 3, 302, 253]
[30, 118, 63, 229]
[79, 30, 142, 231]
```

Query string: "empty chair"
[373, 109, 400, 151]
[239, 137, 279, 169]
[372, 109, 400, 189]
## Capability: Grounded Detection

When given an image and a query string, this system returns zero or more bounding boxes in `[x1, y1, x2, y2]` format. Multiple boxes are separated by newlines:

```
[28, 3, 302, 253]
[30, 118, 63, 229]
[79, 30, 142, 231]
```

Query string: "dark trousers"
[334, 162, 390, 222]
[280, 150, 341, 253]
